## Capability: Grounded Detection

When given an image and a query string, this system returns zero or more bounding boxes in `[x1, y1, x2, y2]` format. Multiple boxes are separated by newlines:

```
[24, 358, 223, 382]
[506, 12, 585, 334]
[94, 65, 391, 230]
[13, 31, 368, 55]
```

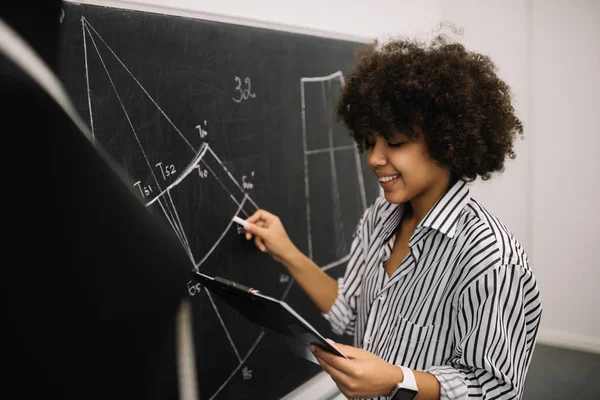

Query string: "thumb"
[326, 339, 360, 358]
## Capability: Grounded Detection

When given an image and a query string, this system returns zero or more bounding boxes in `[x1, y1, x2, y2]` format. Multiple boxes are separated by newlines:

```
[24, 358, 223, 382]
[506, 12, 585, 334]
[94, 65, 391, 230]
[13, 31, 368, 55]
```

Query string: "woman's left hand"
[311, 339, 403, 399]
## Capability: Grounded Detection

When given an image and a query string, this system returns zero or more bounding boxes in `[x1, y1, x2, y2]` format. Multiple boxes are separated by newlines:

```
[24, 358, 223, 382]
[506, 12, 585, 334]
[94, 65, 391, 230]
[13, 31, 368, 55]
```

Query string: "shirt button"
[379, 294, 386, 301]
[364, 335, 372, 345]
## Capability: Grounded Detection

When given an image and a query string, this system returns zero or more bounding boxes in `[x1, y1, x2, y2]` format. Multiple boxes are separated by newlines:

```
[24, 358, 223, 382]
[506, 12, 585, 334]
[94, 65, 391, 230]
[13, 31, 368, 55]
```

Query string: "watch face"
[390, 387, 418, 400]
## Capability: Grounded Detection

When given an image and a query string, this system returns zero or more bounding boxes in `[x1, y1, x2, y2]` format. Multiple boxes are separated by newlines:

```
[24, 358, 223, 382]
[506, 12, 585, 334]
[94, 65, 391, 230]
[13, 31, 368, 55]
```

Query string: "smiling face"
[366, 128, 452, 208]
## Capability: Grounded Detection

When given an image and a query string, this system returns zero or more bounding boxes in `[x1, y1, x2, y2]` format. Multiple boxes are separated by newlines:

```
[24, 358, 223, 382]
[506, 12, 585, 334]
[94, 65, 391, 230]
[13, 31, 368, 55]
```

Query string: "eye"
[387, 141, 405, 148]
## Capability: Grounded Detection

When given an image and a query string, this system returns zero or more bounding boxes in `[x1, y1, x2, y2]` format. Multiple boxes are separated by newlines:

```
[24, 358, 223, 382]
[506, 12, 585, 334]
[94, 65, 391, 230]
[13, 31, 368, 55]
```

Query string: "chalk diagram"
[79, 16, 368, 400]
[301, 72, 368, 271]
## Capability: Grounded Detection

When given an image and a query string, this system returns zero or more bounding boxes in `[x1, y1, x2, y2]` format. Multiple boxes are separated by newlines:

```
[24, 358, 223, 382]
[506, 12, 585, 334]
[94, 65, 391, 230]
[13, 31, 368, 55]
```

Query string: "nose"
[367, 137, 387, 169]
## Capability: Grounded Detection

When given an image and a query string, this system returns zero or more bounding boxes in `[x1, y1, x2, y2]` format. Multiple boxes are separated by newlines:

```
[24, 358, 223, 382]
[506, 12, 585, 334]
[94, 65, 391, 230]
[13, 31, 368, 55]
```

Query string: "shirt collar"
[419, 180, 470, 238]
[379, 180, 470, 240]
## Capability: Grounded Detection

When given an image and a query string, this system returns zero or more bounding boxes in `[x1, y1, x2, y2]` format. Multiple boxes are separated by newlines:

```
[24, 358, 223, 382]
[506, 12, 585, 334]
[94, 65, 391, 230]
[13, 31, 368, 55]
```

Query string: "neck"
[408, 177, 452, 225]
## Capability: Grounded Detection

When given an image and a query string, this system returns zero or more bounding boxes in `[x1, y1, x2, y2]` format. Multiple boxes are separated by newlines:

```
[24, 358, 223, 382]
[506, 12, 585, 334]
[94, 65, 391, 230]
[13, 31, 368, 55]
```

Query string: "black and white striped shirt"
[323, 180, 543, 400]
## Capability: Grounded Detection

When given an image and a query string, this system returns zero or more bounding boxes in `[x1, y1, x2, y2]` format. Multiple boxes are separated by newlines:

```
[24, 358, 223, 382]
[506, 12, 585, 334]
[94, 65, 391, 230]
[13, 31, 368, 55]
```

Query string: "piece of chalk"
[232, 216, 248, 227]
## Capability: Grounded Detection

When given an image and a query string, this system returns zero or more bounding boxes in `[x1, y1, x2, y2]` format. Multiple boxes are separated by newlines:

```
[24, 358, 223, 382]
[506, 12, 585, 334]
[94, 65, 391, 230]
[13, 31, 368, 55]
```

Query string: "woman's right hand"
[243, 209, 298, 264]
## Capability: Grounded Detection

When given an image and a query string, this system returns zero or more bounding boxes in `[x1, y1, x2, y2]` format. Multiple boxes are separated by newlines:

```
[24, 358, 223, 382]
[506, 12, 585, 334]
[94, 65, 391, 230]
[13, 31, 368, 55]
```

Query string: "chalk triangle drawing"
[80, 16, 368, 399]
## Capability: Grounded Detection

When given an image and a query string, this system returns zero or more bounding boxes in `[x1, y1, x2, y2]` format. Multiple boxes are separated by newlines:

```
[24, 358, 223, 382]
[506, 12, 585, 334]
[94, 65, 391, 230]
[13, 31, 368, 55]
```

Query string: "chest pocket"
[380, 315, 444, 370]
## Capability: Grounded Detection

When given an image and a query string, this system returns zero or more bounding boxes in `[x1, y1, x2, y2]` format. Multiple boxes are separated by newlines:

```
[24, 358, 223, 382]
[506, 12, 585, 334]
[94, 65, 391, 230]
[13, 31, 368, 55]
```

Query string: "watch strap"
[398, 366, 418, 391]
[388, 366, 418, 400]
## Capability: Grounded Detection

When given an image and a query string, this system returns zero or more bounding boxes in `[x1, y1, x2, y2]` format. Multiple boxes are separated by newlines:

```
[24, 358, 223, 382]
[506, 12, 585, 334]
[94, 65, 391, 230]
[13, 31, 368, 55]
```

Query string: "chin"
[383, 190, 408, 204]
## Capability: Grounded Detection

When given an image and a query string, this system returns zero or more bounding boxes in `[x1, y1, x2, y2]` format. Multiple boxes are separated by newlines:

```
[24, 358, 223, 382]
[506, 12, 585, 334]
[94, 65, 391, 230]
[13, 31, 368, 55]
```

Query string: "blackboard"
[58, 3, 380, 399]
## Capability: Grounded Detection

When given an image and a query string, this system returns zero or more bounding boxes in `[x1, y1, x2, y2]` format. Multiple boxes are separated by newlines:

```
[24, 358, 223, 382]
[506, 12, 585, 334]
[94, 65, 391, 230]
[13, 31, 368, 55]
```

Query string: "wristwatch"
[388, 366, 418, 400]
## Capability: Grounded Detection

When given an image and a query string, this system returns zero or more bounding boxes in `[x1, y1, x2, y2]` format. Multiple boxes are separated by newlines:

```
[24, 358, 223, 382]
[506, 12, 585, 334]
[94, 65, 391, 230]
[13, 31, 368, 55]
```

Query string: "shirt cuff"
[322, 279, 354, 336]
[425, 365, 469, 400]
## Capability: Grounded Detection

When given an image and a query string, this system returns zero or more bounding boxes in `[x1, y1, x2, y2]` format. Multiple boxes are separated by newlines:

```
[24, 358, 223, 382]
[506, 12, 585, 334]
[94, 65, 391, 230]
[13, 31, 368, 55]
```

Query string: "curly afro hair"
[336, 35, 523, 182]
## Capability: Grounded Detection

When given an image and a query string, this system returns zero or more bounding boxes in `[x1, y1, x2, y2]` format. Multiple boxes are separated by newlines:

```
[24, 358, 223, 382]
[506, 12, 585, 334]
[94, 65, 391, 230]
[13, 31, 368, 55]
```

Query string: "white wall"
[531, 0, 600, 353]
[440, 0, 532, 264]
[438, 0, 600, 355]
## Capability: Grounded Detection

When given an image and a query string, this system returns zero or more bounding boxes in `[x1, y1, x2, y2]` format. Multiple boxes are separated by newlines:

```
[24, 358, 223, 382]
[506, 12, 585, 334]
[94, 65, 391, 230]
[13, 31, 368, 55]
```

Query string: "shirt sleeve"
[321, 204, 372, 336]
[426, 265, 543, 399]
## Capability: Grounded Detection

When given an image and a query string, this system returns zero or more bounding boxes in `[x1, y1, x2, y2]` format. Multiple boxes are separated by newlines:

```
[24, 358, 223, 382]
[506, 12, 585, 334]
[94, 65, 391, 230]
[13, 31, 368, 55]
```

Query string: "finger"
[315, 352, 353, 388]
[245, 222, 270, 240]
[244, 220, 262, 239]
[246, 209, 274, 224]
[253, 235, 267, 252]
[325, 339, 361, 359]
[246, 209, 263, 224]
[315, 344, 356, 375]
[314, 345, 341, 366]
[312, 355, 351, 398]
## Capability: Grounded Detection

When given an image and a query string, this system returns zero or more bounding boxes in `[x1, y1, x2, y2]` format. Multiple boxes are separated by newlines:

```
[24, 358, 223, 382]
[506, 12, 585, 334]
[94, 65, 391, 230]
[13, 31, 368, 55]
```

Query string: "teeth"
[378, 175, 399, 183]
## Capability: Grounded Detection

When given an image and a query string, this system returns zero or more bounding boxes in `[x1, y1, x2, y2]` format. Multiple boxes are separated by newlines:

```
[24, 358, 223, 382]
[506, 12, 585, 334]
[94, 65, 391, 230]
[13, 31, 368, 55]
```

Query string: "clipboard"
[192, 271, 348, 364]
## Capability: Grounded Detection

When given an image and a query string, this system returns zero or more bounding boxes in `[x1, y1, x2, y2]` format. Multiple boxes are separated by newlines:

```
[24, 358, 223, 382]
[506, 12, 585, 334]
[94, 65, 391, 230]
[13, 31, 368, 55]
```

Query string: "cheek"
[387, 152, 405, 169]
[393, 154, 438, 183]
[389, 152, 418, 176]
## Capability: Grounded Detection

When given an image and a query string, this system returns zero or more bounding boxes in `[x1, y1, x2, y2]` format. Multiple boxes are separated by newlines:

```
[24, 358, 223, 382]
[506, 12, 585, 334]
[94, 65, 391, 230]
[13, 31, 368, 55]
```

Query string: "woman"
[244, 35, 542, 400]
